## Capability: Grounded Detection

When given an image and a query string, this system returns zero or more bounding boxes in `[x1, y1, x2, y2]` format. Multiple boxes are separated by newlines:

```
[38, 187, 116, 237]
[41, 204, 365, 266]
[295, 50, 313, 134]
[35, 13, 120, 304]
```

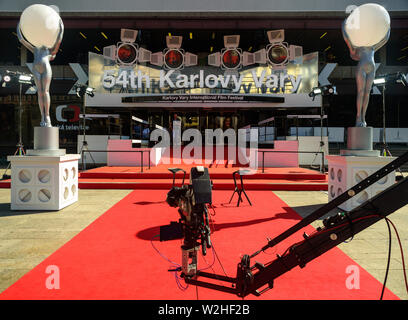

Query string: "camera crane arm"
[254, 150, 408, 256]
[185, 151, 408, 297]
[235, 175, 408, 297]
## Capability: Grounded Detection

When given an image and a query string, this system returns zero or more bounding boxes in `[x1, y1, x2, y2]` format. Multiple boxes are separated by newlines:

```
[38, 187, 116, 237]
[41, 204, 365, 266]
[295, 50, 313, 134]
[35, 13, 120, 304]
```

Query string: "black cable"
[211, 242, 229, 278]
[343, 211, 355, 243]
[380, 217, 392, 300]
[385, 217, 408, 296]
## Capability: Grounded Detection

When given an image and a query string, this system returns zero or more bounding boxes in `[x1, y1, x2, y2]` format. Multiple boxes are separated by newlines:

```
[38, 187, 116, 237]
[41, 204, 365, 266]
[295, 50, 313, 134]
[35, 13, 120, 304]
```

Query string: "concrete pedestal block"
[326, 155, 395, 212]
[340, 127, 380, 157]
[7, 154, 80, 211]
[26, 127, 66, 156]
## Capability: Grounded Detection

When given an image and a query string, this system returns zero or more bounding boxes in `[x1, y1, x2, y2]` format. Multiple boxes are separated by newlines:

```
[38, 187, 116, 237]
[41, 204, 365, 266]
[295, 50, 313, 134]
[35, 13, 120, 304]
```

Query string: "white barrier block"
[8, 154, 80, 211]
[326, 155, 395, 212]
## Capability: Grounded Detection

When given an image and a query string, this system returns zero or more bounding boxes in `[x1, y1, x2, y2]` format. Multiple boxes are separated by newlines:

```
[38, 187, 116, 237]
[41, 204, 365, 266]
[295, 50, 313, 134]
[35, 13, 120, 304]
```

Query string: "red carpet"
[0, 190, 398, 300]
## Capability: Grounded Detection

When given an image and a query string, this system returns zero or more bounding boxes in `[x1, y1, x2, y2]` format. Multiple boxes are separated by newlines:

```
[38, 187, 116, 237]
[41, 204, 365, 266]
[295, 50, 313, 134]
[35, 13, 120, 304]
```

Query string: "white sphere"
[344, 3, 390, 47]
[19, 4, 62, 48]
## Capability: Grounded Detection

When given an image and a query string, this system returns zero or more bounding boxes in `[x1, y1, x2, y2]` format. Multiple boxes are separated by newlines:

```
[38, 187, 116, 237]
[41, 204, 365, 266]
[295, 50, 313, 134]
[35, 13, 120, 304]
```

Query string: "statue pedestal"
[326, 155, 395, 212]
[7, 154, 80, 211]
[340, 127, 380, 156]
[26, 127, 66, 156]
[328, 126, 394, 211]
[8, 126, 80, 211]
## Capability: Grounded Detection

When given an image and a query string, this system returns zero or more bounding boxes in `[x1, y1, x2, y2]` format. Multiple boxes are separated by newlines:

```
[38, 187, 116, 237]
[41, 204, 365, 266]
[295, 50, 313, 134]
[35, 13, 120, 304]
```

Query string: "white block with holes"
[7, 154, 81, 211]
[326, 155, 396, 212]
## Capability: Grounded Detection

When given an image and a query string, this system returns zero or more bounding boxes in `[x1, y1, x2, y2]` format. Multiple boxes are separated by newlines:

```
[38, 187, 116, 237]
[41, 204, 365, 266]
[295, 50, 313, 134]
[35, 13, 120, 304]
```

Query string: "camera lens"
[165, 49, 183, 69]
[117, 43, 137, 65]
[268, 44, 288, 65]
[222, 49, 241, 69]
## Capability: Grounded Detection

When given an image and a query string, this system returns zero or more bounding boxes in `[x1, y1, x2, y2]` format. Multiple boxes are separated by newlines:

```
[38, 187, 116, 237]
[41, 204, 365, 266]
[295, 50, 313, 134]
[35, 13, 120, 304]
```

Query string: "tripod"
[311, 105, 326, 173]
[78, 97, 95, 171]
[2, 83, 25, 180]
[381, 85, 392, 157]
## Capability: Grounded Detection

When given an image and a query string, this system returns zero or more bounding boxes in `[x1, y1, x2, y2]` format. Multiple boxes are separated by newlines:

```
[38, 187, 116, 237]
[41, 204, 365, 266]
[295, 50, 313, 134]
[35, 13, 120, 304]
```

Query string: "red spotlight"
[222, 49, 241, 69]
[117, 43, 138, 65]
[164, 49, 184, 70]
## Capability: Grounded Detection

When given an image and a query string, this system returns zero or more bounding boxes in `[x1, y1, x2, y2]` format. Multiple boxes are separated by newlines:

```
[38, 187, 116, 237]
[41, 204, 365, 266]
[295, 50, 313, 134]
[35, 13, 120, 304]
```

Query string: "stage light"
[103, 29, 139, 66]
[85, 87, 94, 96]
[268, 43, 288, 65]
[222, 49, 241, 69]
[397, 74, 408, 86]
[312, 88, 322, 95]
[117, 43, 137, 64]
[208, 35, 243, 70]
[18, 74, 33, 84]
[75, 84, 94, 98]
[241, 29, 303, 69]
[309, 84, 337, 100]
[151, 35, 197, 70]
[373, 77, 386, 85]
[374, 72, 408, 87]
[164, 49, 184, 69]
[3, 71, 33, 85]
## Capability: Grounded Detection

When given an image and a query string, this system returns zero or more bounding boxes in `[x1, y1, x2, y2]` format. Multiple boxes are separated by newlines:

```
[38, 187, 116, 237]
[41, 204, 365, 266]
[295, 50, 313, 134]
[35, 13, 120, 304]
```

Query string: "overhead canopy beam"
[1, 16, 408, 29]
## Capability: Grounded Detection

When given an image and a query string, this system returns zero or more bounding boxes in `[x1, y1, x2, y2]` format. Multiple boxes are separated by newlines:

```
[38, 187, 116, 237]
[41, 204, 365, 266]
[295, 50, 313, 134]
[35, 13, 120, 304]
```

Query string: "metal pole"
[18, 82, 23, 155]
[382, 85, 388, 156]
[82, 94, 87, 170]
[321, 152, 324, 173]
[82, 95, 86, 143]
[262, 151, 265, 173]
[320, 106, 324, 173]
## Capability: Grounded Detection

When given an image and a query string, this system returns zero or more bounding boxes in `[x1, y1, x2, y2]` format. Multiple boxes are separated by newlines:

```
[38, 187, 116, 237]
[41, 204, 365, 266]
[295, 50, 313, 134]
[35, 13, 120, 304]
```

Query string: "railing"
[79, 149, 324, 173]
[258, 150, 325, 174]
[80, 149, 151, 172]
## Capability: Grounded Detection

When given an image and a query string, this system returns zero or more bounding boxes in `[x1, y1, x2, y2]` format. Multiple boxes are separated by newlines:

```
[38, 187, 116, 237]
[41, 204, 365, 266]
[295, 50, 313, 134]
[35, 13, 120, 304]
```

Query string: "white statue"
[342, 3, 390, 127]
[17, 4, 64, 127]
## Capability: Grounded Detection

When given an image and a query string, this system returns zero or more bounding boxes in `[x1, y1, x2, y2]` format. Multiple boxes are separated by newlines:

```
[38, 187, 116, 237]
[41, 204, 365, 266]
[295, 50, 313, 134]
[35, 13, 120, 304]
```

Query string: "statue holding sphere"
[342, 3, 390, 128]
[17, 4, 64, 128]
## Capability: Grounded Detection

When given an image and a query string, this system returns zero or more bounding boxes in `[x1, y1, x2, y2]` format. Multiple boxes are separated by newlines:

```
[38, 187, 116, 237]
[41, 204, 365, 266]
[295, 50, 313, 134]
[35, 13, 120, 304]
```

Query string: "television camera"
[164, 166, 213, 277]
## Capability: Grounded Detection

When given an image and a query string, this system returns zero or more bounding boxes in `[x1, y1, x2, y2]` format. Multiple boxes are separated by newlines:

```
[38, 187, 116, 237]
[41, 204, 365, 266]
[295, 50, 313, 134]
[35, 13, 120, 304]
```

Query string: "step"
[77, 178, 327, 191]
[0, 177, 327, 191]
[79, 171, 327, 181]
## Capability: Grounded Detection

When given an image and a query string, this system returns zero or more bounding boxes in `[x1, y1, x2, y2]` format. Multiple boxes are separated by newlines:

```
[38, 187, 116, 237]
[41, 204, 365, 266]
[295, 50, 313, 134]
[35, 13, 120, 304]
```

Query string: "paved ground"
[0, 167, 407, 299]
[0, 187, 131, 294]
